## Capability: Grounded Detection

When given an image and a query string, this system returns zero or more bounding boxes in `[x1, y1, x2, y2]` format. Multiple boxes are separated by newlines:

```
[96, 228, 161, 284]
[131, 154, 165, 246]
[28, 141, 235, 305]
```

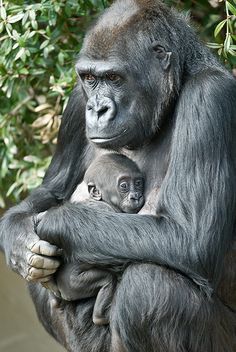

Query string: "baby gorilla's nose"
[129, 192, 140, 201]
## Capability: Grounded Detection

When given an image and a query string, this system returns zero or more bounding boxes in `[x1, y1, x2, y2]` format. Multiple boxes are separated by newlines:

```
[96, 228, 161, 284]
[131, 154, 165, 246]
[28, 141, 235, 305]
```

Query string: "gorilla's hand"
[1, 213, 61, 282]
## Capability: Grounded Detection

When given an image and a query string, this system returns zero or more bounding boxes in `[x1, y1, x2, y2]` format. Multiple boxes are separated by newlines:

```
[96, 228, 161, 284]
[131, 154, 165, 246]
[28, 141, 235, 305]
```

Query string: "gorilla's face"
[76, 27, 174, 150]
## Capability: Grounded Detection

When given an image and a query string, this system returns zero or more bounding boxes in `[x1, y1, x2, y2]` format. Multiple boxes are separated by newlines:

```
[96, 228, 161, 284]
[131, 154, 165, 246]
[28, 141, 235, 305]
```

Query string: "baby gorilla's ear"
[88, 182, 102, 201]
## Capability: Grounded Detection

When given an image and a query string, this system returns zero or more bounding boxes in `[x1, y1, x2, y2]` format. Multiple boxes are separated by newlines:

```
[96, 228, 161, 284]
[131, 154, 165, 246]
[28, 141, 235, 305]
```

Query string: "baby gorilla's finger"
[27, 253, 61, 269]
[26, 267, 58, 282]
[27, 239, 63, 257]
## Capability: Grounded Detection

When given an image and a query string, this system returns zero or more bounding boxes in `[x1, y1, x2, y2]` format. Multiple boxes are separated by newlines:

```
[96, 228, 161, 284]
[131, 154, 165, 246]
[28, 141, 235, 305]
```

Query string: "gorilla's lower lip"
[90, 135, 121, 143]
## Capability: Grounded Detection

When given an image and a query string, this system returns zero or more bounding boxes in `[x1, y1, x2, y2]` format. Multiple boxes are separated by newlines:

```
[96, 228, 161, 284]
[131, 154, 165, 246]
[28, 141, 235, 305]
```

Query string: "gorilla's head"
[76, 0, 187, 149]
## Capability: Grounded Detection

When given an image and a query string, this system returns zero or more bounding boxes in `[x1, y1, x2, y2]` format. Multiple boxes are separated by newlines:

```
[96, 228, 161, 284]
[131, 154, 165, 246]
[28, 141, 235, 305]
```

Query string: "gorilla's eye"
[106, 73, 121, 82]
[152, 44, 166, 56]
[81, 73, 96, 82]
[135, 179, 143, 188]
[119, 181, 129, 192]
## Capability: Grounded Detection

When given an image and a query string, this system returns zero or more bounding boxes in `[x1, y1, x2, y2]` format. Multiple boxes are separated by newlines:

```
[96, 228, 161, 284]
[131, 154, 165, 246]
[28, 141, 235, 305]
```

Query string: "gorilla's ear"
[88, 182, 102, 201]
[152, 42, 172, 70]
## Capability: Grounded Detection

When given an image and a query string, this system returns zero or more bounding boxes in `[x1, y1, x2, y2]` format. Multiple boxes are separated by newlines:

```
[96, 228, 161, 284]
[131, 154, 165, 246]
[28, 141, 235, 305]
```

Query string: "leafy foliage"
[167, 0, 236, 67]
[0, 0, 111, 207]
[0, 0, 235, 208]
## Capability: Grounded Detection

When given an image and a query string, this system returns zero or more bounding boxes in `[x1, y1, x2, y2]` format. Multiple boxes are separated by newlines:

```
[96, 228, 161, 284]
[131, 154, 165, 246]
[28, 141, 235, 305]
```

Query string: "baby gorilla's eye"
[135, 179, 144, 188]
[119, 181, 129, 192]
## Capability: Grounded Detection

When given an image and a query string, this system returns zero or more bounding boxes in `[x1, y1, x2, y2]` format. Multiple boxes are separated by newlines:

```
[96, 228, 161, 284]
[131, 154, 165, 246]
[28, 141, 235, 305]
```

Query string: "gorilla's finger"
[27, 239, 63, 256]
[26, 267, 58, 281]
[27, 253, 61, 269]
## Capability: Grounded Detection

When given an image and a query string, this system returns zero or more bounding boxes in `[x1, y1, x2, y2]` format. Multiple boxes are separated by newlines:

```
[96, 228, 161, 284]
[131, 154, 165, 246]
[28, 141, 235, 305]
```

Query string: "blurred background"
[0, 0, 235, 351]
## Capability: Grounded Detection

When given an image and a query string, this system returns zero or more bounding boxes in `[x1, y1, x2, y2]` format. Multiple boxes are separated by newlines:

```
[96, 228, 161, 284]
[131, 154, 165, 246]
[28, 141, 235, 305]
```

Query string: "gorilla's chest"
[121, 139, 170, 197]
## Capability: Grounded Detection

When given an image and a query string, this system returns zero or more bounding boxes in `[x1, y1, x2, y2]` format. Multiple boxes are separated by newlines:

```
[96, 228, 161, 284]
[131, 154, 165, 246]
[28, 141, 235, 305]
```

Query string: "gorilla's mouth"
[90, 129, 129, 145]
[90, 135, 120, 144]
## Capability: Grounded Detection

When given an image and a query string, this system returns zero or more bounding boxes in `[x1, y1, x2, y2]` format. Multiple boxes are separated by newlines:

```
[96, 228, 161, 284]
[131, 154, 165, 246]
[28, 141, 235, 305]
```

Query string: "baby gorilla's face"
[115, 175, 145, 213]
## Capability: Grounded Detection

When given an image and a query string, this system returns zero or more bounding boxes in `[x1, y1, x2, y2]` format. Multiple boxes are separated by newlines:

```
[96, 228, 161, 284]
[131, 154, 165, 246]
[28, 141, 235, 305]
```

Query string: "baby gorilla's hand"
[56, 263, 112, 301]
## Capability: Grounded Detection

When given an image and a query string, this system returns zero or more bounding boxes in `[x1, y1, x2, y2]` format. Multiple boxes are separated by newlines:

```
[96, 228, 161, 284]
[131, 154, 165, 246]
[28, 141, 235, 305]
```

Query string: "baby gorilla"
[55, 153, 145, 325]
[84, 153, 145, 213]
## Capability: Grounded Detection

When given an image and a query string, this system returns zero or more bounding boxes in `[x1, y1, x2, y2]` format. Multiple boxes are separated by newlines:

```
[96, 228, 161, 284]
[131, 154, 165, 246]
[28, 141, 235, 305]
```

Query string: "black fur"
[1, 1, 236, 351]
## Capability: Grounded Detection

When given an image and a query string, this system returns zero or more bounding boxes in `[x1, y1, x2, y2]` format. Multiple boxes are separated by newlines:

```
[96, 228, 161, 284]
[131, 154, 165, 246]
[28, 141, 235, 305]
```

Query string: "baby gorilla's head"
[84, 153, 145, 213]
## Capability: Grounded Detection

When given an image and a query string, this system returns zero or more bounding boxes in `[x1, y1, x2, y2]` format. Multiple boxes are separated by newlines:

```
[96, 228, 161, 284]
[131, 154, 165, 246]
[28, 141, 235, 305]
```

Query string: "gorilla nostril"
[86, 103, 93, 111]
[97, 107, 109, 118]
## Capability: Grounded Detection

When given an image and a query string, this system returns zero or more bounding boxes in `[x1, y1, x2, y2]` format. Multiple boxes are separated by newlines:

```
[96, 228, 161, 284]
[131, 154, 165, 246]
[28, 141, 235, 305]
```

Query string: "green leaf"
[19, 68, 29, 74]
[22, 11, 28, 26]
[40, 39, 49, 49]
[228, 49, 236, 56]
[0, 21, 4, 33]
[12, 42, 19, 49]
[5, 23, 13, 37]
[43, 46, 49, 58]
[6, 80, 14, 98]
[28, 30, 36, 38]
[226, 1, 236, 15]
[24, 155, 40, 163]
[58, 52, 65, 65]
[214, 19, 227, 37]
[29, 9, 36, 21]
[224, 34, 232, 52]
[31, 20, 38, 30]
[6, 182, 19, 197]
[29, 68, 46, 75]
[8, 13, 24, 23]
[14, 47, 25, 61]
[12, 29, 20, 40]
[0, 6, 7, 20]
[0, 194, 5, 209]
[207, 42, 223, 49]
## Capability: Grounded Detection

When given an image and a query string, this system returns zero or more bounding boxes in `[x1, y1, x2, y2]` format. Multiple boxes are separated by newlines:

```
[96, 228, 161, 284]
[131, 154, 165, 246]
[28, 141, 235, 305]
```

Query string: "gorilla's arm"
[0, 84, 92, 279]
[38, 71, 236, 290]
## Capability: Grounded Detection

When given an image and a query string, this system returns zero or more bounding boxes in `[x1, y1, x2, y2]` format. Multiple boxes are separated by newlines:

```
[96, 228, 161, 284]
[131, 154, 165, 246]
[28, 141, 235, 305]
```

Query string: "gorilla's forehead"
[82, 0, 166, 59]
[95, 0, 139, 30]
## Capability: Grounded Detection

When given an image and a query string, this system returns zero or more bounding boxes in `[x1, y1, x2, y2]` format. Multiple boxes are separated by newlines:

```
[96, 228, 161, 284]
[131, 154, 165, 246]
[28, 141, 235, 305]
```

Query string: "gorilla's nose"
[129, 192, 140, 201]
[86, 96, 116, 125]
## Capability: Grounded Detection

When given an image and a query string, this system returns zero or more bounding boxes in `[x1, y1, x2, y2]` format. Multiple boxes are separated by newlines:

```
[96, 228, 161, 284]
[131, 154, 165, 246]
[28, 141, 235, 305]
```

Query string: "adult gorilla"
[1, 0, 236, 351]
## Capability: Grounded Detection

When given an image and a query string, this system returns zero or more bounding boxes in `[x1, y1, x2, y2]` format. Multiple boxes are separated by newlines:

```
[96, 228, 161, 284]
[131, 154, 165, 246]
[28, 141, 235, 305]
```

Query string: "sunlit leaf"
[228, 49, 236, 56]
[14, 47, 25, 61]
[207, 42, 223, 49]
[40, 39, 49, 49]
[32, 114, 52, 128]
[24, 155, 41, 163]
[12, 29, 20, 40]
[214, 19, 227, 37]
[0, 21, 4, 33]
[31, 20, 38, 30]
[0, 6, 7, 20]
[8, 13, 24, 23]
[226, 1, 236, 15]
[224, 34, 232, 52]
